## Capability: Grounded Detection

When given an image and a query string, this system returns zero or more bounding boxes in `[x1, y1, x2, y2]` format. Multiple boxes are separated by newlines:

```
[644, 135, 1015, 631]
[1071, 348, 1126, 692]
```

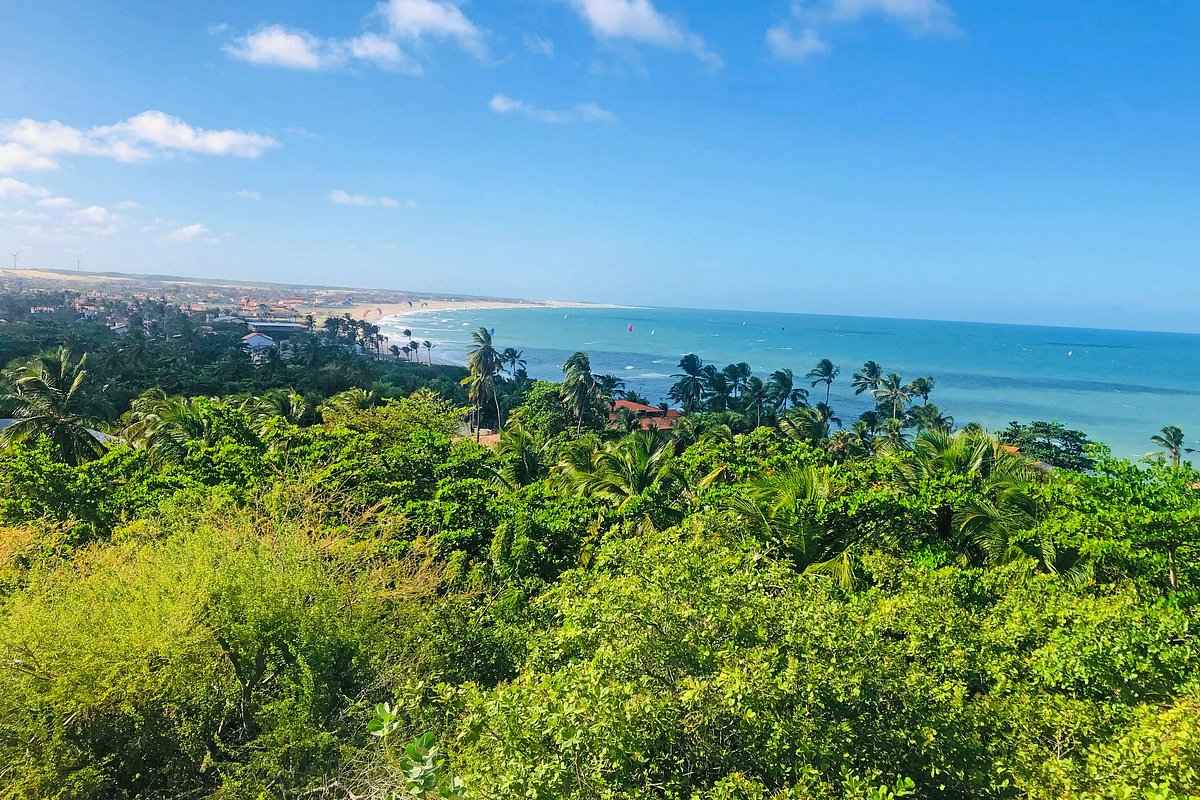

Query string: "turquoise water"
[380, 306, 1200, 458]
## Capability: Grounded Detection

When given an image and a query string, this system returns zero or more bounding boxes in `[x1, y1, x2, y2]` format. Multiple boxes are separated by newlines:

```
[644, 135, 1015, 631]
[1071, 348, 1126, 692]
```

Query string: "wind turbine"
[10, 251, 19, 270]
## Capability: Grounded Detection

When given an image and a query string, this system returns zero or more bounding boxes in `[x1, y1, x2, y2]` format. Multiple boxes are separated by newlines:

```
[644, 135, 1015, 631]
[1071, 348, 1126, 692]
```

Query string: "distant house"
[610, 399, 681, 430]
[241, 332, 275, 351]
[209, 314, 246, 324]
[110, 321, 130, 335]
[247, 320, 307, 337]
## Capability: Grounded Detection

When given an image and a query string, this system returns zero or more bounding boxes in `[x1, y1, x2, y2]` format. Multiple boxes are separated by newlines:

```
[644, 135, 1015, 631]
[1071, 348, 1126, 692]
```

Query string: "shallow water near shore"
[380, 306, 1200, 459]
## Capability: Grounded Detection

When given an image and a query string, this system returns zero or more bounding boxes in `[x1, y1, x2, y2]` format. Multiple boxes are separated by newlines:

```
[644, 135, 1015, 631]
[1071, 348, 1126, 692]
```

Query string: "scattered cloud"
[0, 111, 278, 173]
[768, 0, 960, 63]
[488, 94, 615, 124]
[329, 189, 403, 208]
[524, 33, 556, 58]
[0, 177, 49, 199]
[224, 25, 335, 70]
[115, 200, 140, 209]
[37, 196, 74, 209]
[224, 0, 486, 74]
[166, 223, 216, 243]
[233, 189, 261, 200]
[566, 0, 721, 69]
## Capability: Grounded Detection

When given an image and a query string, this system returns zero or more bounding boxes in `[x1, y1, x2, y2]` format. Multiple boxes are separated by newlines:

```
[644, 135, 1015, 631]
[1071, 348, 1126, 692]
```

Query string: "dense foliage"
[1, 306, 1198, 799]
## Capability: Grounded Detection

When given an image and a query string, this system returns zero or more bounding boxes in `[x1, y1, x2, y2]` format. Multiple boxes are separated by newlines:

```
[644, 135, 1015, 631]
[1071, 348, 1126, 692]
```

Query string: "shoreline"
[332, 298, 632, 325]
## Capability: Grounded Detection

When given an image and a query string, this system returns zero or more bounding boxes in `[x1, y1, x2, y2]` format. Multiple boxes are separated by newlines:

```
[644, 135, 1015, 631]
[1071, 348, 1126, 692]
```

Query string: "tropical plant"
[555, 428, 682, 515]
[0, 348, 110, 465]
[806, 358, 840, 405]
[669, 354, 706, 413]
[852, 360, 884, 395]
[1151, 425, 1195, 468]
[873, 373, 912, 421]
[907, 376, 936, 405]
[462, 327, 503, 437]
[561, 352, 600, 429]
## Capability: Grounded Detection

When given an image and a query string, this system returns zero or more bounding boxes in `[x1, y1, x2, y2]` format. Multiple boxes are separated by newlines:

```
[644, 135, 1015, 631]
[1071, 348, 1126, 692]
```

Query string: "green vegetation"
[1, 302, 1199, 799]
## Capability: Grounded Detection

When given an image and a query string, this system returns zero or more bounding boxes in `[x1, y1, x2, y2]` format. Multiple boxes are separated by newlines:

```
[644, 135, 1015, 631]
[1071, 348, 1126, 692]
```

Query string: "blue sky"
[2, 1, 1197, 331]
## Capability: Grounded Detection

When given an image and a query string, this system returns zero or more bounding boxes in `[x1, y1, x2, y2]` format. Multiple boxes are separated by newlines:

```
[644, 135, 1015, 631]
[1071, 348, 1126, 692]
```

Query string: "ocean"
[379, 306, 1200, 459]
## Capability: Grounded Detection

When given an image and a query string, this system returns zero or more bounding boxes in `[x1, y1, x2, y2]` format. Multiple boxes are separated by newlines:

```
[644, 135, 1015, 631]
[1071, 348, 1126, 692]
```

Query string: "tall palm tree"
[907, 376, 936, 405]
[722, 362, 752, 399]
[422, 340, 435, 364]
[766, 368, 798, 412]
[851, 360, 884, 396]
[780, 405, 832, 446]
[700, 366, 733, 412]
[1151, 425, 1195, 468]
[461, 327, 503, 438]
[873, 373, 911, 421]
[562, 351, 599, 428]
[500, 347, 526, 377]
[669, 354, 706, 413]
[806, 358, 840, 405]
[0, 348, 110, 465]
[743, 376, 770, 427]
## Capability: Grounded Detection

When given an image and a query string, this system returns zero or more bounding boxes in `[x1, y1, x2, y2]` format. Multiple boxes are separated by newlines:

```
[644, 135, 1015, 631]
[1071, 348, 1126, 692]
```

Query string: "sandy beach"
[328, 298, 629, 324]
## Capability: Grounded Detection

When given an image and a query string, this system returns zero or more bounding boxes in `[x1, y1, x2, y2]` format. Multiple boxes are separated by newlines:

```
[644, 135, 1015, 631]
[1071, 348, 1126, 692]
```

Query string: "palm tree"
[700, 366, 734, 412]
[402, 328, 412, 339]
[121, 389, 219, 466]
[495, 423, 553, 488]
[885, 429, 1042, 565]
[743, 376, 770, 427]
[462, 327, 503, 438]
[907, 376, 936, 405]
[780, 405, 832, 446]
[873, 373, 911, 421]
[389, 344, 402, 359]
[766, 368, 798, 412]
[851, 360, 884, 396]
[1151, 425, 1195, 468]
[246, 389, 312, 429]
[0, 348, 110, 465]
[806, 358, 840, 405]
[319, 387, 379, 420]
[907, 402, 954, 434]
[422, 340, 434, 364]
[594, 373, 625, 407]
[722, 362, 753, 399]
[669, 354, 706, 413]
[561, 351, 599, 428]
[723, 465, 857, 587]
[500, 347, 526, 377]
[555, 428, 682, 516]
[621, 389, 650, 406]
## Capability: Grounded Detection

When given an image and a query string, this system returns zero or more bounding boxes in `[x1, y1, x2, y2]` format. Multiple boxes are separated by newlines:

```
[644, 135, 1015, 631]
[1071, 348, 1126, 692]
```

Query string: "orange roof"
[613, 399, 667, 415]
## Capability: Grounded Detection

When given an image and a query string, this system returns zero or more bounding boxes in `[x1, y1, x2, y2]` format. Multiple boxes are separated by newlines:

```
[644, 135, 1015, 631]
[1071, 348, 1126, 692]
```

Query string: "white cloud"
[524, 33, 556, 58]
[166, 223, 215, 243]
[768, 0, 960, 63]
[379, 0, 488, 58]
[115, 200, 140, 209]
[66, 205, 119, 237]
[224, 0, 485, 74]
[566, 0, 721, 68]
[224, 25, 335, 69]
[488, 94, 614, 125]
[233, 189, 261, 200]
[0, 111, 278, 173]
[0, 177, 49, 199]
[37, 196, 74, 209]
[329, 189, 403, 208]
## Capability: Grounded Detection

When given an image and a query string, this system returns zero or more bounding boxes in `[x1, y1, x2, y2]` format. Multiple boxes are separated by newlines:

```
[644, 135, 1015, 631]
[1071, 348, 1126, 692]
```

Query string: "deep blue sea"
[380, 306, 1200, 458]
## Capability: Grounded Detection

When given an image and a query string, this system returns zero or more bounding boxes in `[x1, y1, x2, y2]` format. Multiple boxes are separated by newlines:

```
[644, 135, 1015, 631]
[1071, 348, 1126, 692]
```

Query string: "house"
[241, 332, 275, 351]
[609, 399, 681, 430]
[247, 320, 307, 338]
